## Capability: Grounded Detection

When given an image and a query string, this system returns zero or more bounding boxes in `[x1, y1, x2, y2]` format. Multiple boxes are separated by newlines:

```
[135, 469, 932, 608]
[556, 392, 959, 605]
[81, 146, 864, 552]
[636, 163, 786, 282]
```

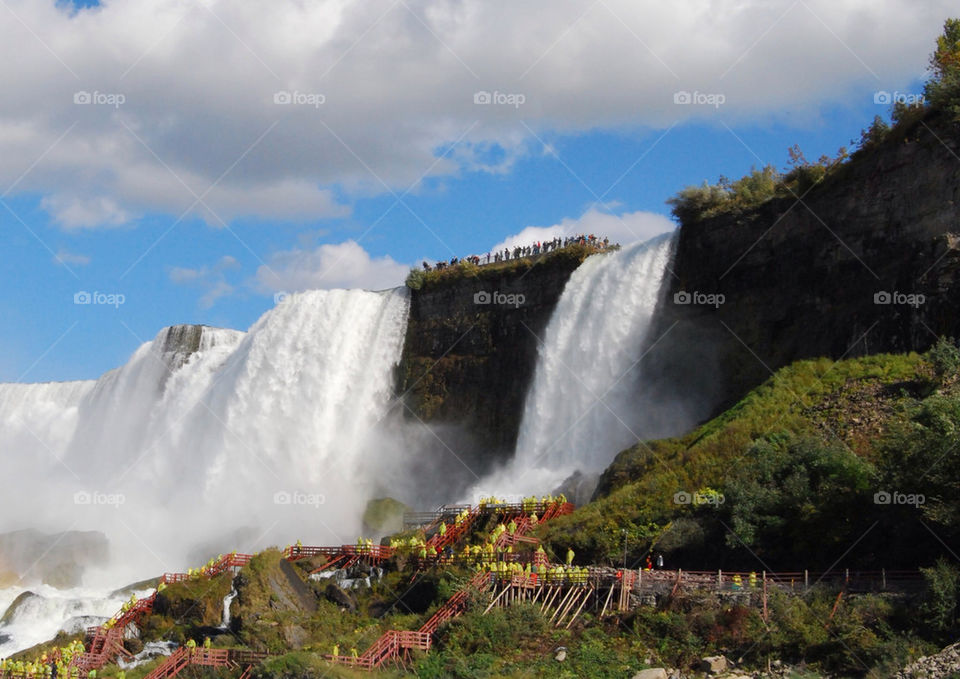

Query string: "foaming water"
[0, 288, 410, 594]
[0, 585, 149, 657]
[470, 234, 677, 498]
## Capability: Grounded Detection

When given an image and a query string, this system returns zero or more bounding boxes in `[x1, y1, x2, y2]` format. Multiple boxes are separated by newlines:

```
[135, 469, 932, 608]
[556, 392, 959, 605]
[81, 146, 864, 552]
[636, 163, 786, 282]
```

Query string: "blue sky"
[0, 0, 949, 382]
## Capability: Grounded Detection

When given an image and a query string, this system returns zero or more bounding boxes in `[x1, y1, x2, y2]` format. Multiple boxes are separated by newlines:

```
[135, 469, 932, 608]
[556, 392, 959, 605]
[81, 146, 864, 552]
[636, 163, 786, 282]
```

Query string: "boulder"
[554, 648, 566, 662]
[323, 582, 357, 611]
[698, 656, 728, 674]
[632, 669, 668, 679]
[282, 624, 309, 649]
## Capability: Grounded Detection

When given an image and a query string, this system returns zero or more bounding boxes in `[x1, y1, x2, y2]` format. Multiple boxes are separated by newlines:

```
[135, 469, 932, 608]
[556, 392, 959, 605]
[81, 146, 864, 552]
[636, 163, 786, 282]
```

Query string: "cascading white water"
[474, 233, 676, 497]
[220, 583, 237, 629]
[0, 380, 94, 479]
[0, 288, 410, 612]
[0, 586, 141, 658]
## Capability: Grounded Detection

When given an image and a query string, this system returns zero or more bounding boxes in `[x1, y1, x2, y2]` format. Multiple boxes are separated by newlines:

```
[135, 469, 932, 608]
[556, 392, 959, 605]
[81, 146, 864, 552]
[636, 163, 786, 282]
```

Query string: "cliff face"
[646, 110, 960, 411]
[397, 249, 595, 471]
[397, 111, 960, 467]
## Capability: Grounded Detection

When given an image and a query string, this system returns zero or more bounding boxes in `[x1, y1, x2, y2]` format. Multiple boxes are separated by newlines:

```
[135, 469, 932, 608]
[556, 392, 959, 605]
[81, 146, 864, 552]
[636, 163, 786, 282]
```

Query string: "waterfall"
[220, 582, 238, 629]
[0, 288, 411, 590]
[475, 233, 677, 497]
[0, 585, 137, 658]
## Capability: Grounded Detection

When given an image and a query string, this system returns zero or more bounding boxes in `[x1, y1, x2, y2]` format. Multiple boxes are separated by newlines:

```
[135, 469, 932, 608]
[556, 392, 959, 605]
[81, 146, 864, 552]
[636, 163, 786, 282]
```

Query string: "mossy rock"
[362, 497, 409, 536]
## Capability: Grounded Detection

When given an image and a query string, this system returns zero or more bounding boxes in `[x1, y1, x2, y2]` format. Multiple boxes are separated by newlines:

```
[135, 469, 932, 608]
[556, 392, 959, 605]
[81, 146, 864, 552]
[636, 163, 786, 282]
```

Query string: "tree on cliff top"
[925, 18, 960, 117]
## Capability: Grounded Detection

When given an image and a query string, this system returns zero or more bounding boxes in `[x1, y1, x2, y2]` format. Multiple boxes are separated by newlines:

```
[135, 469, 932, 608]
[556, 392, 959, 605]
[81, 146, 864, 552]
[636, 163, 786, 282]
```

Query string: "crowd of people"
[0, 641, 88, 679]
[422, 234, 616, 271]
[184, 553, 234, 580]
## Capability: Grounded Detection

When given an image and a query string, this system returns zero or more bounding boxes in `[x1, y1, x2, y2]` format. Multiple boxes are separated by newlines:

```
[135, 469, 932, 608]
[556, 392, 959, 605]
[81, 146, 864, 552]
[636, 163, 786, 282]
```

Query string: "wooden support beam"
[483, 586, 510, 615]
[549, 588, 576, 624]
[565, 587, 593, 629]
[551, 587, 580, 625]
[541, 586, 561, 615]
[600, 584, 615, 617]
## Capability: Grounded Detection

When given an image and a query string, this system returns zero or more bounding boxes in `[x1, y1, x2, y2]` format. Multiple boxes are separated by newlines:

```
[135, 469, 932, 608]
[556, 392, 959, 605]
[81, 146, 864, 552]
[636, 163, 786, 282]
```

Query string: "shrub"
[783, 163, 827, 196]
[721, 434, 875, 562]
[665, 182, 730, 223]
[405, 267, 426, 290]
[858, 115, 891, 150]
[919, 559, 960, 635]
[728, 165, 779, 206]
[925, 18, 960, 117]
[927, 337, 960, 381]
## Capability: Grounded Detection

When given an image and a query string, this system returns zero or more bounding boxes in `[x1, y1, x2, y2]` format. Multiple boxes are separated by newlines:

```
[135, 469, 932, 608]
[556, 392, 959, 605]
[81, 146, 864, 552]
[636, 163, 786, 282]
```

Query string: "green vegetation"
[540, 341, 960, 574]
[925, 18, 960, 118]
[667, 18, 960, 224]
[541, 351, 926, 567]
[405, 243, 616, 290]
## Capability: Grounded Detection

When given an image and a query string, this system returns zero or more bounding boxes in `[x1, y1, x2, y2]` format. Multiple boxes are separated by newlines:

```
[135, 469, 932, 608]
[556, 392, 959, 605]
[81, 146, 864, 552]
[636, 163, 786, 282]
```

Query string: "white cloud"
[0, 0, 952, 227]
[53, 248, 91, 266]
[41, 195, 131, 229]
[488, 208, 675, 255]
[169, 255, 241, 308]
[255, 240, 409, 293]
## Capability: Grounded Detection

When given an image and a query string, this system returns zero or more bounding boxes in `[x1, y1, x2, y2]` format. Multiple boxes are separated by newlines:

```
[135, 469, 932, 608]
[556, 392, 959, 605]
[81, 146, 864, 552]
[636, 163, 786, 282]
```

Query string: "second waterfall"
[494, 233, 678, 495]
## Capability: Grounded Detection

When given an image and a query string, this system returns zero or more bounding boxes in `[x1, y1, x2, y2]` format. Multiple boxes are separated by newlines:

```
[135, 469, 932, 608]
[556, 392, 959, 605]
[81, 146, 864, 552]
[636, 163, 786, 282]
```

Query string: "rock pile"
[896, 642, 960, 679]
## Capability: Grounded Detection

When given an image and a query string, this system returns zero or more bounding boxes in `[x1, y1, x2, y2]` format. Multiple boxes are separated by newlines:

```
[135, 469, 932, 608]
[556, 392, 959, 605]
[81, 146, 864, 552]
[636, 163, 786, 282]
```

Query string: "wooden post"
[882, 568, 886, 590]
[718, 570, 722, 591]
[762, 571, 768, 622]
[804, 569, 808, 593]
